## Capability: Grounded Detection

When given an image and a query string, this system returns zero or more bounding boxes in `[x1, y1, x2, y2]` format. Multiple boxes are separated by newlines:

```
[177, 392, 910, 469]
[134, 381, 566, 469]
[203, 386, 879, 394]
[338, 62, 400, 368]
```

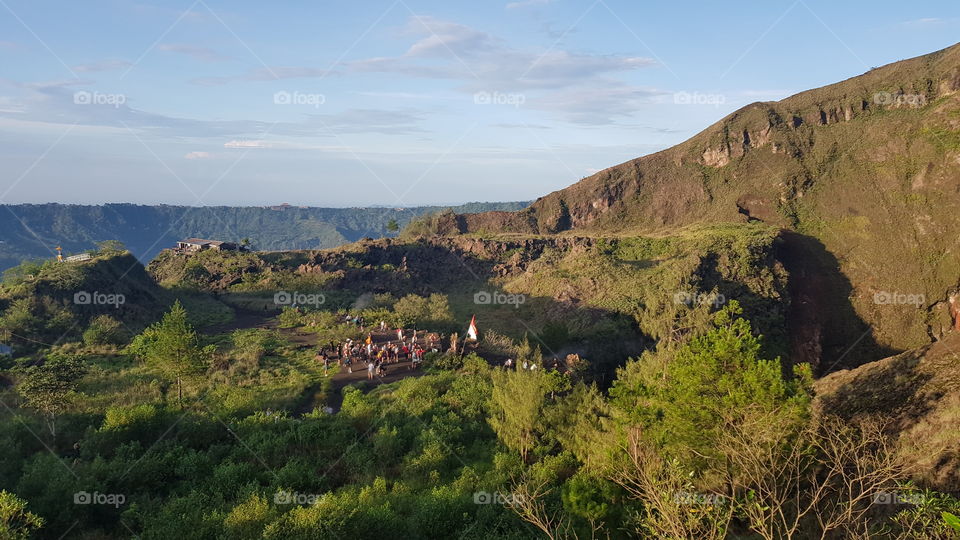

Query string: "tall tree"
[489, 358, 550, 462]
[610, 301, 811, 474]
[128, 301, 212, 406]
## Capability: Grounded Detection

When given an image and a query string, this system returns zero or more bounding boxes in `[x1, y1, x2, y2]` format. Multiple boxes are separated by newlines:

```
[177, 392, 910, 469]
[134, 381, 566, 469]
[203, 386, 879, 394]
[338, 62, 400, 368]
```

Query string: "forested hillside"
[0, 202, 529, 271]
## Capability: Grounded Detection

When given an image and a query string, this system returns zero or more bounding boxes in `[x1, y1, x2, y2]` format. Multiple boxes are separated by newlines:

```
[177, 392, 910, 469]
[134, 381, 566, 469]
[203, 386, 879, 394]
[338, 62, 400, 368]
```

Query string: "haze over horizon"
[1, 0, 958, 207]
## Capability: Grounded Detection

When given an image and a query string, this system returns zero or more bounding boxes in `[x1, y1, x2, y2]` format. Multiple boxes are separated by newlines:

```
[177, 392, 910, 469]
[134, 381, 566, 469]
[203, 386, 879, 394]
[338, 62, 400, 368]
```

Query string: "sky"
[0, 1, 957, 207]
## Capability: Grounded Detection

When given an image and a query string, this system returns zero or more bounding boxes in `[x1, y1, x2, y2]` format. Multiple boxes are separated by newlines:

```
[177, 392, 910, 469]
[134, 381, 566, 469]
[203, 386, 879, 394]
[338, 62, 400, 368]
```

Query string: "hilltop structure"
[175, 238, 240, 253]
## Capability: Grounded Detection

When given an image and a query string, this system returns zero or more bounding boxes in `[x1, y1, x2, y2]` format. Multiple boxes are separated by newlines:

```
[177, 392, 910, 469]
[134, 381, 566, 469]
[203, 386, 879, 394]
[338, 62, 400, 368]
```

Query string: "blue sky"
[0, 1, 957, 207]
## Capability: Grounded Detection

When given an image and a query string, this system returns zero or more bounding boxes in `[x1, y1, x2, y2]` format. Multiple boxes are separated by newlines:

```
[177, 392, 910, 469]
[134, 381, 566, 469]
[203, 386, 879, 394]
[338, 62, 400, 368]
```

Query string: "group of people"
[344, 314, 366, 330]
[502, 357, 540, 370]
[501, 357, 568, 372]
[314, 326, 441, 379]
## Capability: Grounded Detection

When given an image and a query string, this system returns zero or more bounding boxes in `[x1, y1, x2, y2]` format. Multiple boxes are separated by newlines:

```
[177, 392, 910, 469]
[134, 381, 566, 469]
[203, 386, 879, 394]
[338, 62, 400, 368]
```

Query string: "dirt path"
[324, 357, 427, 412]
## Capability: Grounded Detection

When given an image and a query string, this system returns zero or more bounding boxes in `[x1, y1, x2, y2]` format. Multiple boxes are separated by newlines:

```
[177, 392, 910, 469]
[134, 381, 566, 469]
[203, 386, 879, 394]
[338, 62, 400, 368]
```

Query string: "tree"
[610, 427, 733, 539]
[2, 260, 45, 286]
[95, 240, 126, 255]
[509, 475, 574, 540]
[489, 365, 550, 462]
[425, 293, 453, 323]
[386, 219, 399, 233]
[128, 301, 212, 406]
[17, 354, 86, 437]
[610, 301, 811, 475]
[0, 491, 44, 539]
[717, 415, 907, 540]
[392, 293, 453, 328]
[515, 335, 543, 367]
[393, 294, 430, 328]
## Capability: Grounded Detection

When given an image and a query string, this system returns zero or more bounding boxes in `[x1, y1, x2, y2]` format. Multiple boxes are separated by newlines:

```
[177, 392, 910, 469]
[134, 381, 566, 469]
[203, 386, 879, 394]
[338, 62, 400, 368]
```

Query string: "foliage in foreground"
[0, 302, 956, 538]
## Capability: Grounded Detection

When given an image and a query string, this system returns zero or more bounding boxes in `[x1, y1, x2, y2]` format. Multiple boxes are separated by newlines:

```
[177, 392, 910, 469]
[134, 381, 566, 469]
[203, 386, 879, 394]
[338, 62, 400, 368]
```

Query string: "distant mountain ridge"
[0, 201, 529, 271]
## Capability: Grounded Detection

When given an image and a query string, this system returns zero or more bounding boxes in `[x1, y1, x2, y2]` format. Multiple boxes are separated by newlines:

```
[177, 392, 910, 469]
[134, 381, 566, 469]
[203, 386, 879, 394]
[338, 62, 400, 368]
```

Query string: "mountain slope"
[815, 332, 960, 492]
[452, 42, 960, 359]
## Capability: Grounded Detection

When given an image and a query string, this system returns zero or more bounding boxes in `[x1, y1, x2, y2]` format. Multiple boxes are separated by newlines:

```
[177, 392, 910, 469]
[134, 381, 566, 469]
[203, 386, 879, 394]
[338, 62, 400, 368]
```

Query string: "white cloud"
[894, 17, 960, 30]
[224, 140, 271, 148]
[159, 44, 230, 62]
[530, 83, 667, 125]
[192, 66, 334, 86]
[349, 16, 656, 93]
[506, 0, 553, 9]
[72, 60, 133, 73]
[900, 17, 944, 27]
[1, 81, 428, 138]
[0, 96, 23, 114]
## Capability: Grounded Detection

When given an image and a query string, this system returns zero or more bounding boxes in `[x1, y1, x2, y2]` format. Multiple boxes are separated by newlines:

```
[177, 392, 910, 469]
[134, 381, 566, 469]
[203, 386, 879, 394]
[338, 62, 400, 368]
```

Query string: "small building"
[65, 253, 93, 263]
[0, 344, 12, 357]
[176, 238, 239, 252]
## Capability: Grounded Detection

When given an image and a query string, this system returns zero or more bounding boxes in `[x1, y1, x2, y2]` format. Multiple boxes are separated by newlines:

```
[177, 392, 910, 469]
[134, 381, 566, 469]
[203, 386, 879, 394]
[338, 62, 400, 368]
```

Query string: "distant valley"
[0, 201, 529, 271]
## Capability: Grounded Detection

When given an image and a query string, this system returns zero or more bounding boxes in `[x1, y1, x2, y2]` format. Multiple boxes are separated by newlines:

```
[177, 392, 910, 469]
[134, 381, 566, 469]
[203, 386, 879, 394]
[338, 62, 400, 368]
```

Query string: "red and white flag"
[397, 328, 404, 341]
[467, 315, 478, 341]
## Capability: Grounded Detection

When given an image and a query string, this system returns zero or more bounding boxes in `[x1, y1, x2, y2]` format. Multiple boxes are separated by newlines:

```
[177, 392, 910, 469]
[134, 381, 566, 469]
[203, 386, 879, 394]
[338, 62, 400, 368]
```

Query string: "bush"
[423, 351, 462, 371]
[393, 294, 454, 329]
[82, 315, 126, 346]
